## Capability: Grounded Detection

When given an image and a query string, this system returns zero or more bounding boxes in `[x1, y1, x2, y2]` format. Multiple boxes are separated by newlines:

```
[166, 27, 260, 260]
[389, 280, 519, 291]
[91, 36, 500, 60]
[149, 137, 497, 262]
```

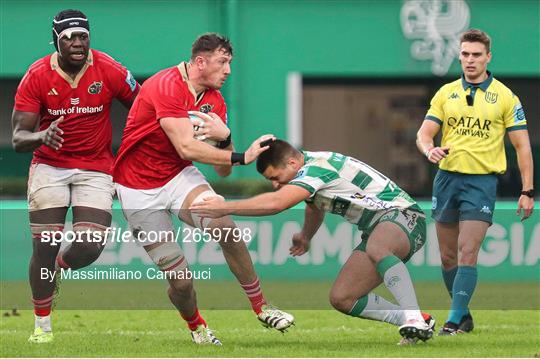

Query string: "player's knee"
[70, 222, 108, 264]
[31, 242, 58, 266]
[329, 290, 354, 314]
[147, 242, 189, 285]
[440, 250, 458, 269]
[365, 246, 388, 265]
[73, 241, 105, 266]
[32, 239, 60, 256]
[191, 191, 224, 230]
[458, 249, 479, 266]
[31, 224, 64, 262]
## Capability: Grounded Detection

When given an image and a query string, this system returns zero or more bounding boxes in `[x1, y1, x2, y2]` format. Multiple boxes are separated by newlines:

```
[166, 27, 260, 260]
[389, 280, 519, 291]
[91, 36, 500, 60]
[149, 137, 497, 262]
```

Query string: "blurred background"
[1, 1, 538, 305]
[1, 0, 538, 197]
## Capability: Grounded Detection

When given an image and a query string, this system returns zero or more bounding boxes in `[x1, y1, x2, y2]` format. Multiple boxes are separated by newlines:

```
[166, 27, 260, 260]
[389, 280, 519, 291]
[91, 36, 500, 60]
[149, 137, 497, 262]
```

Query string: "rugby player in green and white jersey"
[191, 139, 435, 344]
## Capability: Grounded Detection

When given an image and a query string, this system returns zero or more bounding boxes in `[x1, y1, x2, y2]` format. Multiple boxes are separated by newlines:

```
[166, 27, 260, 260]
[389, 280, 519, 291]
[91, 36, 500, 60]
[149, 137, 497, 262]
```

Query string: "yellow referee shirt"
[426, 72, 527, 174]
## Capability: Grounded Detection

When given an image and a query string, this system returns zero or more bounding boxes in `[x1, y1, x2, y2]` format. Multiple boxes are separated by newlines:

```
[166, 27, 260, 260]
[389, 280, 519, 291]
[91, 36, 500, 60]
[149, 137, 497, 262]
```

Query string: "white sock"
[359, 293, 406, 326]
[377, 256, 423, 323]
[35, 315, 52, 332]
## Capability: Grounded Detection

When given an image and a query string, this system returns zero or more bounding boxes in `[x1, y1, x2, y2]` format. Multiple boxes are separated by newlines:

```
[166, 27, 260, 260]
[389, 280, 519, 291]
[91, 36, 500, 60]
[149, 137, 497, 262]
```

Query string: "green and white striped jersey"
[289, 151, 422, 229]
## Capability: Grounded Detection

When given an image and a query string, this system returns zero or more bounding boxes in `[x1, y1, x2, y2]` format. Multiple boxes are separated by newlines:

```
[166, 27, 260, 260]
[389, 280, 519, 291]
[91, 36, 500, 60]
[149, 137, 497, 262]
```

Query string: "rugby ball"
[189, 113, 218, 146]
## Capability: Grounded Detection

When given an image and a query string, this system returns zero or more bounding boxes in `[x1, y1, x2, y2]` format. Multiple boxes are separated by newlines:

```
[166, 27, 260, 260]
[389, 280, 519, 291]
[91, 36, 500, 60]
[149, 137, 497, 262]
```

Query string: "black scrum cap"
[52, 9, 90, 51]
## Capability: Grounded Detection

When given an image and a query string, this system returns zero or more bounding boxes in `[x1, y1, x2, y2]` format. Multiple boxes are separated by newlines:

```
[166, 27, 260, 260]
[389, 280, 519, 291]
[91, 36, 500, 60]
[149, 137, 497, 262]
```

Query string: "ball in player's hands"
[189, 113, 218, 146]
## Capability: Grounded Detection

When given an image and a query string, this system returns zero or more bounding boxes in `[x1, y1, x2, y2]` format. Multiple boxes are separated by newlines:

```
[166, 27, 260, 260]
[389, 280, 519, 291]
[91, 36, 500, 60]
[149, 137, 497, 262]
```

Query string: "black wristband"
[231, 152, 245, 166]
[521, 189, 535, 198]
[217, 133, 232, 149]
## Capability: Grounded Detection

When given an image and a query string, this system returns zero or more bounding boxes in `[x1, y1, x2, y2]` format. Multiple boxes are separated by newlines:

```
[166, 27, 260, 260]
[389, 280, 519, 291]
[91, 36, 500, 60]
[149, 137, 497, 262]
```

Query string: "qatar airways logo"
[47, 105, 104, 116]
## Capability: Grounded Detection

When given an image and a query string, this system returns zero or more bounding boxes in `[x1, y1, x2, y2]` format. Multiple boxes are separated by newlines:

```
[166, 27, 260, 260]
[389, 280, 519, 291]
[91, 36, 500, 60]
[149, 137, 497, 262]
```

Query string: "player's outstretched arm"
[190, 184, 311, 218]
[301, 202, 325, 240]
[12, 111, 64, 152]
[160, 116, 272, 166]
[289, 203, 325, 257]
[416, 120, 449, 164]
[508, 129, 535, 220]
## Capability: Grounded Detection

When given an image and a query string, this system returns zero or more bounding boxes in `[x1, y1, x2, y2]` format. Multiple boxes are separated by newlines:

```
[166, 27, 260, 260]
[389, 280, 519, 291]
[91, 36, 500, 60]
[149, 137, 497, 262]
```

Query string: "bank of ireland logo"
[400, 0, 470, 76]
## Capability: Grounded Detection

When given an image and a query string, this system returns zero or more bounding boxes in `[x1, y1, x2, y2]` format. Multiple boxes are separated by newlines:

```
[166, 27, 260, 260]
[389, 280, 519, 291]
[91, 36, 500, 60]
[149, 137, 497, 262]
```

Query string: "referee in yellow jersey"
[416, 29, 534, 336]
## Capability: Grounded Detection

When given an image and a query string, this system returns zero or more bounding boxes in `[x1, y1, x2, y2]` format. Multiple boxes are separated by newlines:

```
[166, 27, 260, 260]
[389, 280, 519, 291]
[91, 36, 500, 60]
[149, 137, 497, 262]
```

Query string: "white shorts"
[27, 163, 114, 212]
[116, 166, 214, 247]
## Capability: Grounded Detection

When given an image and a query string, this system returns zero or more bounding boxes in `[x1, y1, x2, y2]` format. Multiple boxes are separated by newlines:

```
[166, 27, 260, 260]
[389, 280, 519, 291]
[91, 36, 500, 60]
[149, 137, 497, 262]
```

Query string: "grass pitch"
[1, 309, 539, 357]
[1, 281, 539, 357]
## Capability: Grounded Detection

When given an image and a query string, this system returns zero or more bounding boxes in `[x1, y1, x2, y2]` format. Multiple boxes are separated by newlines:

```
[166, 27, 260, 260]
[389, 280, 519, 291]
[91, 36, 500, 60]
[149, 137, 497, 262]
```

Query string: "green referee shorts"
[432, 169, 497, 224]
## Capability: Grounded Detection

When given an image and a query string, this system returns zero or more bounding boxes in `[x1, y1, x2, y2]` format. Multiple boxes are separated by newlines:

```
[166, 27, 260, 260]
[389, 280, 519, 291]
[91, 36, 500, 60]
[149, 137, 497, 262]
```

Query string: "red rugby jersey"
[14, 49, 140, 174]
[113, 62, 227, 189]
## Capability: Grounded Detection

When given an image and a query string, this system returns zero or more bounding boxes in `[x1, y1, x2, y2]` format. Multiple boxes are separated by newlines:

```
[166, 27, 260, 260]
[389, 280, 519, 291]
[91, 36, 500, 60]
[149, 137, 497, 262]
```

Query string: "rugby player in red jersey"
[11, 9, 140, 343]
[113, 33, 293, 345]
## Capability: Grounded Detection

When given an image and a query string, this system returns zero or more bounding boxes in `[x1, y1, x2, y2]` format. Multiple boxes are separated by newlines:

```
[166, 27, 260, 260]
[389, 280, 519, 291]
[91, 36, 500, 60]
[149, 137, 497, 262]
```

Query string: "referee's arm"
[508, 129, 535, 220]
[416, 120, 449, 164]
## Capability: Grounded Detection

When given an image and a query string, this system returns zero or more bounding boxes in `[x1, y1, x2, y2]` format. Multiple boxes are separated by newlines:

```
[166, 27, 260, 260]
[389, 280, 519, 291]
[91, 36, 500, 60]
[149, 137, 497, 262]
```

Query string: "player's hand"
[39, 116, 64, 150]
[516, 195, 534, 221]
[289, 232, 310, 256]
[189, 195, 228, 219]
[188, 111, 230, 141]
[245, 134, 275, 164]
[425, 146, 450, 164]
